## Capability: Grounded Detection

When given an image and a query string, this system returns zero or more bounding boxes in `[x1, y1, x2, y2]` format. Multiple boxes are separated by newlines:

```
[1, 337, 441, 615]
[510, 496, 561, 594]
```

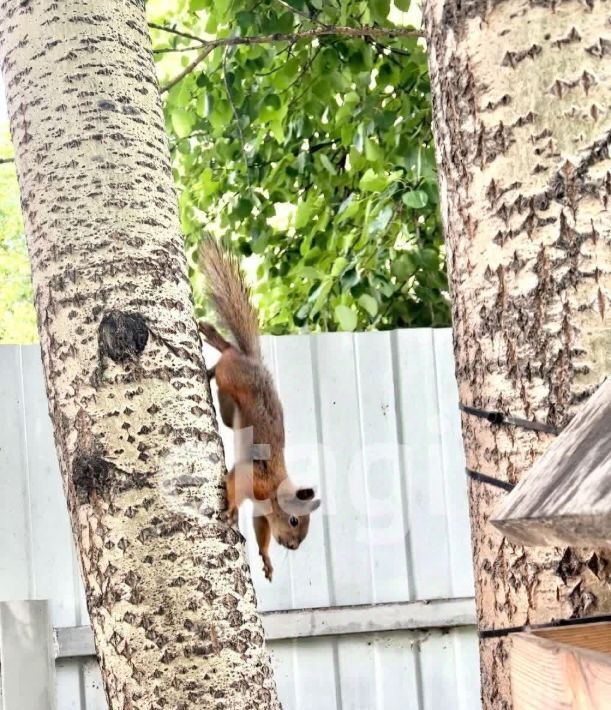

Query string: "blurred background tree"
[0, 0, 448, 342]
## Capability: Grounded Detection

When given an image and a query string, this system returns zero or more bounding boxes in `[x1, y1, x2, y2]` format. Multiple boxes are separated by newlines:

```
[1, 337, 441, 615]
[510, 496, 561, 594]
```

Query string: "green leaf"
[402, 190, 429, 209]
[358, 294, 378, 318]
[418, 248, 438, 270]
[371, 0, 391, 22]
[196, 92, 211, 117]
[319, 153, 337, 176]
[211, 0, 230, 18]
[392, 254, 417, 280]
[341, 268, 360, 289]
[368, 205, 393, 236]
[199, 167, 219, 197]
[365, 138, 384, 163]
[359, 169, 389, 192]
[394, 0, 411, 10]
[295, 199, 313, 229]
[234, 197, 253, 219]
[171, 109, 194, 139]
[270, 118, 285, 143]
[209, 100, 232, 130]
[336, 194, 360, 224]
[334, 305, 357, 331]
[310, 280, 332, 317]
[236, 10, 255, 30]
[331, 256, 349, 276]
[252, 233, 269, 254]
[275, 11, 295, 33]
[295, 266, 321, 280]
[263, 93, 282, 111]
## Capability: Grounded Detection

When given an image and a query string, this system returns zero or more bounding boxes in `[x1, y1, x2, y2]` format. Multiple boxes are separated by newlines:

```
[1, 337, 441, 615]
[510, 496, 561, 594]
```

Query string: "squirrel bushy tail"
[198, 239, 261, 359]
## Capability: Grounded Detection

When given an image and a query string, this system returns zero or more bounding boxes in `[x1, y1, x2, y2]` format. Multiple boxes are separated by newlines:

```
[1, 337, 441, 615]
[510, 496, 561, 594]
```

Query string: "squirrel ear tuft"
[296, 487, 315, 501]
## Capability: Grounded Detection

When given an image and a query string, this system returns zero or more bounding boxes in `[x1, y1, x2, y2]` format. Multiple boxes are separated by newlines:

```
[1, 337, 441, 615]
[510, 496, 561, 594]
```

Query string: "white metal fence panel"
[0, 330, 479, 709]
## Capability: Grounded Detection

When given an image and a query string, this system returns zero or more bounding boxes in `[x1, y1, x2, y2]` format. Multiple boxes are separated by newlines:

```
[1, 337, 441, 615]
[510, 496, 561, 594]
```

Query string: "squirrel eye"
[289, 516, 299, 528]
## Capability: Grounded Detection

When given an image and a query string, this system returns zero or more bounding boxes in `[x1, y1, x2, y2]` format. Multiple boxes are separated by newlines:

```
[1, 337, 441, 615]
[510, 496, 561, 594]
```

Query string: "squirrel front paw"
[225, 503, 239, 527]
[260, 552, 273, 582]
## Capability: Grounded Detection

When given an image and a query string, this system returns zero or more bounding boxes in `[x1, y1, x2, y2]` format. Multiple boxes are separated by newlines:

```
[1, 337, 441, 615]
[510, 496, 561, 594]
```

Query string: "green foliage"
[0, 126, 36, 343]
[151, 0, 450, 333]
[0, 2, 448, 343]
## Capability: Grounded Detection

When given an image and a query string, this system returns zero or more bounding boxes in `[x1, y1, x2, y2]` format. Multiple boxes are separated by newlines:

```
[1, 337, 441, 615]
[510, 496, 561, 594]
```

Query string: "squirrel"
[198, 239, 321, 582]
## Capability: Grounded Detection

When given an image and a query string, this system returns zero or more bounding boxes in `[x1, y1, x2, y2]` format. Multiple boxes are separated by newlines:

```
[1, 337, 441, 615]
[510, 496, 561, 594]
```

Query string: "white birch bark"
[0, 1, 280, 707]
[424, 1, 611, 706]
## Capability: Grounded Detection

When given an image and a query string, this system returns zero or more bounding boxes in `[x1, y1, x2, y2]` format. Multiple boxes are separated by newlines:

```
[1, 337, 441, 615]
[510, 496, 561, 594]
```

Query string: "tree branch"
[154, 46, 203, 54]
[0, 157, 14, 164]
[273, 0, 327, 27]
[156, 24, 424, 93]
[148, 22, 207, 45]
[161, 45, 215, 94]
[222, 47, 251, 187]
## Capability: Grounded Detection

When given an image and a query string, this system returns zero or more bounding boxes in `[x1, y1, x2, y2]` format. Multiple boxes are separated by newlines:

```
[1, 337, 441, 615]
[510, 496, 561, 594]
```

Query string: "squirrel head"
[266, 481, 321, 551]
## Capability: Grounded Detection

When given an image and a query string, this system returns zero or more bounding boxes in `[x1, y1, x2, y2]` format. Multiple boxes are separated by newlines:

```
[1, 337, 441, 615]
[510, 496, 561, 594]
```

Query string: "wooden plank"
[420, 629, 459, 710]
[0, 347, 31, 600]
[290, 637, 339, 710]
[535, 622, 611, 654]
[268, 640, 297, 710]
[373, 632, 420, 710]
[452, 626, 482, 710]
[394, 329, 453, 600]
[0, 600, 57, 710]
[56, 626, 97, 658]
[313, 332, 374, 606]
[336, 635, 378, 709]
[511, 622, 611, 710]
[493, 380, 611, 548]
[20, 346, 84, 710]
[54, 598, 477, 657]
[262, 597, 476, 640]
[433, 329, 475, 598]
[81, 659, 106, 710]
[353, 331, 411, 604]
[55, 660, 84, 710]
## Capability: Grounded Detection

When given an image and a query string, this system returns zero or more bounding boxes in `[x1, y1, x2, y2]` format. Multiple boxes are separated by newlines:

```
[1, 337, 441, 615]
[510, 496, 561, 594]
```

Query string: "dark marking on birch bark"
[99, 309, 149, 362]
[72, 453, 111, 502]
[502, 43, 542, 67]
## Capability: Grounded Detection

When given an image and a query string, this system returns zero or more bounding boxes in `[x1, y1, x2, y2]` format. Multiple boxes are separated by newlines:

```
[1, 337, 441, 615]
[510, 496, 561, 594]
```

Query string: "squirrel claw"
[226, 505, 239, 527]
[261, 553, 273, 582]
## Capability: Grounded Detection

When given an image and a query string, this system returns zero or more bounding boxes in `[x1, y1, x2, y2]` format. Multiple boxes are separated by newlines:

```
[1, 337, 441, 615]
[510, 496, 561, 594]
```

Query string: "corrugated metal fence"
[0, 330, 480, 709]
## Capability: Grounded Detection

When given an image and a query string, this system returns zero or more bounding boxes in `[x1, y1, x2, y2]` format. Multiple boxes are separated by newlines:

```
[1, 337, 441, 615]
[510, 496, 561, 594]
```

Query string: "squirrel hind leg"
[199, 321, 232, 353]
[218, 389, 237, 429]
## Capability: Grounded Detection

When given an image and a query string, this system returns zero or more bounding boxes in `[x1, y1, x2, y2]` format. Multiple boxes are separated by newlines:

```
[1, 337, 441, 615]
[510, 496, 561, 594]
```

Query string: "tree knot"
[99, 310, 149, 363]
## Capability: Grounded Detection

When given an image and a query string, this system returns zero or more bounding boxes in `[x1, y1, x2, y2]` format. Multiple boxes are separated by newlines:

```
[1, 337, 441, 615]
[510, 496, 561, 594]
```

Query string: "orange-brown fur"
[198, 240, 320, 581]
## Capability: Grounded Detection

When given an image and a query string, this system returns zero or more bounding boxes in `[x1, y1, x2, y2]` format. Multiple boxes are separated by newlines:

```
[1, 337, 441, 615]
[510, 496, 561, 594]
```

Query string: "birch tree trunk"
[424, 1, 611, 707]
[0, 1, 280, 708]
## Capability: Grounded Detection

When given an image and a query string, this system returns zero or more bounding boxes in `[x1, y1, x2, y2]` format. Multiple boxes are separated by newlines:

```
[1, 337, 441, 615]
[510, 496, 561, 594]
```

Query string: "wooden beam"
[511, 622, 611, 709]
[0, 601, 57, 710]
[54, 597, 477, 658]
[492, 380, 611, 547]
[261, 596, 476, 641]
